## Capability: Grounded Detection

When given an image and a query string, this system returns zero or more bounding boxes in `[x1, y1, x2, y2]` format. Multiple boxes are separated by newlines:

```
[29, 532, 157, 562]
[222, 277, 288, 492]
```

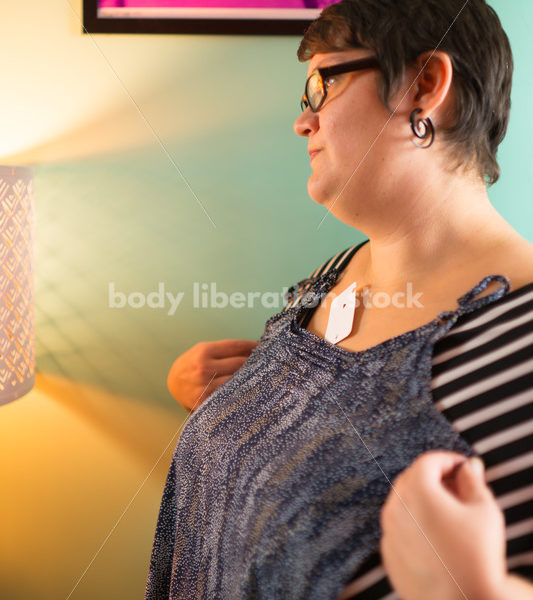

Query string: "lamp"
[0, 166, 35, 405]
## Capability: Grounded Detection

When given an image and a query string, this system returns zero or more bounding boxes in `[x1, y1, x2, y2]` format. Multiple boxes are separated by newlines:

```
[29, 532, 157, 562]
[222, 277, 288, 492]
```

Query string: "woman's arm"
[167, 339, 258, 411]
[380, 451, 533, 600]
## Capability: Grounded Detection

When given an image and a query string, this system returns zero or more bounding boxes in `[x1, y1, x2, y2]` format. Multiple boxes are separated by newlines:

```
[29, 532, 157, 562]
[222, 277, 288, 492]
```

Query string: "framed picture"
[83, 1, 340, 35]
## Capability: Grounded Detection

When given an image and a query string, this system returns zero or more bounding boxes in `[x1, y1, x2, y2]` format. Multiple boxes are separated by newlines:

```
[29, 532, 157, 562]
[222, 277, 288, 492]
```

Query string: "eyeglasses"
[300, 56, 380, 113]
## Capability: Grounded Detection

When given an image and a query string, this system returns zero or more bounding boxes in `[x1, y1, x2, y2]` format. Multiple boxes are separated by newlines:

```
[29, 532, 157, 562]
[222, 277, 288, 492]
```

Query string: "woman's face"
[294, 48, 410, 221]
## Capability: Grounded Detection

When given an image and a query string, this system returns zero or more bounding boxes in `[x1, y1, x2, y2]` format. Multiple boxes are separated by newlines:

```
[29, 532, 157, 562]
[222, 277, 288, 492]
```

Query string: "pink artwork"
[99, 1, 337, 8]
[91, 0, 340, 33]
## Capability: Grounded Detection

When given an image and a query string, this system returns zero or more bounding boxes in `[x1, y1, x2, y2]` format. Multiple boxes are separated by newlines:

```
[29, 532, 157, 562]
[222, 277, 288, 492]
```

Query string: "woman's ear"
[412, 50, 454, 122]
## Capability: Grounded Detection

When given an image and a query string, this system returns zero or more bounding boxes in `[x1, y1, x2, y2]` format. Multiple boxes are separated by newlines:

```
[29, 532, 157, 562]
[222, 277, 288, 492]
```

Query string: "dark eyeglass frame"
[300, 56, 381, 113]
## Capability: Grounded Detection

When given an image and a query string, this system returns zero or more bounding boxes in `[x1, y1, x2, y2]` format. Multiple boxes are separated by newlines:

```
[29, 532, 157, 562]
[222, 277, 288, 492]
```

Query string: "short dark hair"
[297, 0, 513, 185]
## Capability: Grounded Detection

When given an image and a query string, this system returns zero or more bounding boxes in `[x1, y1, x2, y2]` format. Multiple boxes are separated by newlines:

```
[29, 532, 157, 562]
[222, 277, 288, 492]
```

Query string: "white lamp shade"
[0, 166, 35, 405]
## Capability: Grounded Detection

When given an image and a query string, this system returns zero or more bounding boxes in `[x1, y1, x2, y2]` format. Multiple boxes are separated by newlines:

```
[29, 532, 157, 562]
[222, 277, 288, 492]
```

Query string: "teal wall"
[492, 0, 533, 227]
[0, 1, 532, 599]
[32, 35, 369, 409]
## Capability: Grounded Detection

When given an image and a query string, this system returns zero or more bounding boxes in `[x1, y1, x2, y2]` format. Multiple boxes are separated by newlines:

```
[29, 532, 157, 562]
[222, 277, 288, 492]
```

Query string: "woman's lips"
[309, 149, 321, 161]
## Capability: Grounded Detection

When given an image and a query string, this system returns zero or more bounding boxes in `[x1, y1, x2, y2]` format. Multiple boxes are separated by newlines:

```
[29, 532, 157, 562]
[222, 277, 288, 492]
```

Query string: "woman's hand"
[167, 339, 258, 412]
[380, 450, 514, 600]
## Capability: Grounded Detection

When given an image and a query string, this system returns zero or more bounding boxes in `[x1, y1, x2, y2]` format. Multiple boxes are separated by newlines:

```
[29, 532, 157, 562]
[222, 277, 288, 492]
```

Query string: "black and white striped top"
[283, 240, 533, 599]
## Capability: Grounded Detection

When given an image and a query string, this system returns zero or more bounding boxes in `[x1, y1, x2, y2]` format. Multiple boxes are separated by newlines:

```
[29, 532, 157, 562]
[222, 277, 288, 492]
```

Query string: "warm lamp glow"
[0, 166, 35, 405]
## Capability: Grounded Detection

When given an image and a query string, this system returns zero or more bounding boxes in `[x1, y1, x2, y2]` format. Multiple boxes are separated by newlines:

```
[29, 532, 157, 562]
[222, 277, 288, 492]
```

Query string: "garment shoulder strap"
[283, 239, 369, 317]
[309, 242, 363, 280]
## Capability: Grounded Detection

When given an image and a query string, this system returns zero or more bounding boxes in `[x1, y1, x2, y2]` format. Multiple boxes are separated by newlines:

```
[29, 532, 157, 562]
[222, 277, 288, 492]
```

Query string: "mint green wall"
[491, 0, 533, 228]
[0, 1, 531, 599]
[31, 36, 370, 409]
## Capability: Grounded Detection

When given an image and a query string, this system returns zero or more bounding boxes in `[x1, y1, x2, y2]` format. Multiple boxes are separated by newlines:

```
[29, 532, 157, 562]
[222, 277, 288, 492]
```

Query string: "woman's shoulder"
[497, 238, 533, 292]
[459, 237, 533, 298]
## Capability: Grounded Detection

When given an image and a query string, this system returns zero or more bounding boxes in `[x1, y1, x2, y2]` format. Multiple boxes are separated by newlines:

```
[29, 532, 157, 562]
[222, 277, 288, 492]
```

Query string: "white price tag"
[324, 282, 357, 344]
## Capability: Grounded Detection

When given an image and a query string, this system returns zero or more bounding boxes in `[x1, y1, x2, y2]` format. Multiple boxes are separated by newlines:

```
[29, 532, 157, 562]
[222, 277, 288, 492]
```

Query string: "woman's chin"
[308, 188, 338, 212]
[307, 179, 334, 207]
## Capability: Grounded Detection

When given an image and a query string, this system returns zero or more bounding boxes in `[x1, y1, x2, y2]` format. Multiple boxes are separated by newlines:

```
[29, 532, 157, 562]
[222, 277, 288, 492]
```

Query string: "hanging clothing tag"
[324, 282, 357, 345]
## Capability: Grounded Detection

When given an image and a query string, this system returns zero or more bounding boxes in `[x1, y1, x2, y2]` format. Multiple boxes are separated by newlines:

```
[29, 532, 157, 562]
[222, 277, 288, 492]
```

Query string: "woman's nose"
[293, 108, 319, 137]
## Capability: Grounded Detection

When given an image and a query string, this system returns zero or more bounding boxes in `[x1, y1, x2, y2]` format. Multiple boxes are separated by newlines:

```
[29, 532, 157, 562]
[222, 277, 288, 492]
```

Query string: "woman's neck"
[344, 171, 521, 291]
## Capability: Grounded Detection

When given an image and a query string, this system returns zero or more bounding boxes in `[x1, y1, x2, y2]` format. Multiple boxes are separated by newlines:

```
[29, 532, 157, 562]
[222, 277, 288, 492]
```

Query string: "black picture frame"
[82, 1, 327, 35]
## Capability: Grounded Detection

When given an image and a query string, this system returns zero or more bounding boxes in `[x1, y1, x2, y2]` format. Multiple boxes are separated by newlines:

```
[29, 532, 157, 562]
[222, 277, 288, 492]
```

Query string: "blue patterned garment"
[144, 268, 511, 600]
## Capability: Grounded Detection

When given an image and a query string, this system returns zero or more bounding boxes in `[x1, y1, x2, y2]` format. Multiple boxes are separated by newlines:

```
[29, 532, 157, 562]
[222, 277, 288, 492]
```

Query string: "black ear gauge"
[410, 108, 435, 148]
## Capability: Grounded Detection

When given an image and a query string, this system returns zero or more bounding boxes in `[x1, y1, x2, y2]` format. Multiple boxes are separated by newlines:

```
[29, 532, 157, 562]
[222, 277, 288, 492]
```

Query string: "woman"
[147, 1, 533, 598]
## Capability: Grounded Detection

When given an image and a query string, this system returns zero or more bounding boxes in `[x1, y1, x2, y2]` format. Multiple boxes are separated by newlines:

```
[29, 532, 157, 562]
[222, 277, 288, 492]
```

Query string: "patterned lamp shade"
[0, 166, 35, 406]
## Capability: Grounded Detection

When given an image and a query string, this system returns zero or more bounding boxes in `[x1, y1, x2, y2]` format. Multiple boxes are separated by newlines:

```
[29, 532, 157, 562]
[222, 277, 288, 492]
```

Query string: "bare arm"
[167, 338, 258, 412]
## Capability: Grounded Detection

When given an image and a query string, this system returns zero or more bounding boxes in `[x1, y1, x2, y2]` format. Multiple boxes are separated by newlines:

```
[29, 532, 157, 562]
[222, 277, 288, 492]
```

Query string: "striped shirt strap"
[283, 240, 369, 312]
